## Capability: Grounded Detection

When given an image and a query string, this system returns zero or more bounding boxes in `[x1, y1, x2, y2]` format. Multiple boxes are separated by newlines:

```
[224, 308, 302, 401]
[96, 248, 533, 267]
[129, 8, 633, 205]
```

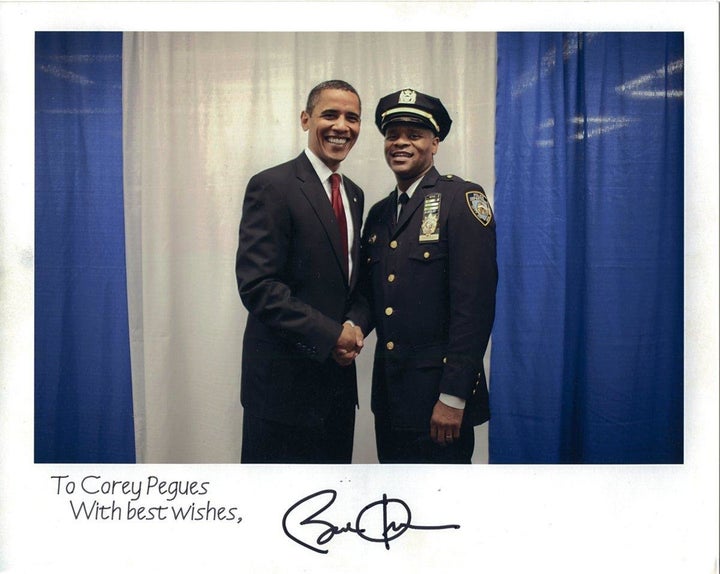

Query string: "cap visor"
[381, 114, 436, 133]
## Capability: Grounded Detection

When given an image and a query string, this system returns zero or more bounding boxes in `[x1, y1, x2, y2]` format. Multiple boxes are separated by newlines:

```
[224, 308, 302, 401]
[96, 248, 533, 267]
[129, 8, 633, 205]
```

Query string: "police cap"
[375, 88, 452, 141]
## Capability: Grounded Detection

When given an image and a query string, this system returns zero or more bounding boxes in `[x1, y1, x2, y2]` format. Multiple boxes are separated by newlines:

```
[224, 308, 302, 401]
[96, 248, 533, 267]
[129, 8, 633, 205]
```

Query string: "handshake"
[332, 321, 364, 367]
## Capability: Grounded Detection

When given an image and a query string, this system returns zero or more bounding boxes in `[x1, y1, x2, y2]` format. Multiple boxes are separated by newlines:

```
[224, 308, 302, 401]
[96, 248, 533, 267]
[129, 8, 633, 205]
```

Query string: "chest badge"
[419, 193, 441, 242]
[466, 191, 493, 226]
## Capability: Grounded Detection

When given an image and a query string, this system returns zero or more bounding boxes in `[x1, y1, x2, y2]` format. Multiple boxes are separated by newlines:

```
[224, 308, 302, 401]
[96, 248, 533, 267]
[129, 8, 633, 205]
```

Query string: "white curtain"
[122, 32, 497, 463]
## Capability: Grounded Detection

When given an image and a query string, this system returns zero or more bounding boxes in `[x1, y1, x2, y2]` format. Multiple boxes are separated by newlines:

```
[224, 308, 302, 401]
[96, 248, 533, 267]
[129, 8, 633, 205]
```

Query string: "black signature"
[282, 489, 460, 554]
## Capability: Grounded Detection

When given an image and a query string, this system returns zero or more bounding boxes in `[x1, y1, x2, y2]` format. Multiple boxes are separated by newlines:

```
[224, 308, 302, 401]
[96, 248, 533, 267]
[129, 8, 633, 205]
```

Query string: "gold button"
[423, 251, 430, 259]
[387, 274, 396, 283]
[386, 341, 395, 350]
[443, 357, 447, 364]
[390, 240, 398, 249]
[367, 257, 372, 263]
[385, 307, 393, 316]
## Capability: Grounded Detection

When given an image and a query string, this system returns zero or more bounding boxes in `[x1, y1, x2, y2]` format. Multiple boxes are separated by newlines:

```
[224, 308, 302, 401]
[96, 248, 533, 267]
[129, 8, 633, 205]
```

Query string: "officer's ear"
[431, 136, 440, 155]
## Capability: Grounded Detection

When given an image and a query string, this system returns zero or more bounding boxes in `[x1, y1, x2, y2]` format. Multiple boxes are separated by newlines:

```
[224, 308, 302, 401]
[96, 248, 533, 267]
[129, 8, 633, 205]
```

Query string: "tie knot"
[398, 192, 409, 206]
[330, 173, 341, 191]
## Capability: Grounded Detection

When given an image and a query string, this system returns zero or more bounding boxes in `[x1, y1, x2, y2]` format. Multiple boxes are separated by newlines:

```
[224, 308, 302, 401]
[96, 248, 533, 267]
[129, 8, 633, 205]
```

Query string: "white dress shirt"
[305, 148, 355, 278]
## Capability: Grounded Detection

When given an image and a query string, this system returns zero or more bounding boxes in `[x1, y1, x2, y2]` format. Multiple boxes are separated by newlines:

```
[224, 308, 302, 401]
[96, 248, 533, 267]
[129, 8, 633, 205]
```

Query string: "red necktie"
[330, 173, 349, 267]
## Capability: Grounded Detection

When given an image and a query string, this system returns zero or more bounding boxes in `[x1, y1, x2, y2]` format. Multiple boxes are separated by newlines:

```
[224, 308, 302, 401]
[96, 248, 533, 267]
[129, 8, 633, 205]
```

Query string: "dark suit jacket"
[236, 152, 366, 427]
[352, 167, 497, 431]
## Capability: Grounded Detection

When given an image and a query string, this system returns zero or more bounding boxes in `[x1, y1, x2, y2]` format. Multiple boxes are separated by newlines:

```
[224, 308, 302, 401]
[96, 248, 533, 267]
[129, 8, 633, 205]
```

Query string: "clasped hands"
[332, 321, 364, 367]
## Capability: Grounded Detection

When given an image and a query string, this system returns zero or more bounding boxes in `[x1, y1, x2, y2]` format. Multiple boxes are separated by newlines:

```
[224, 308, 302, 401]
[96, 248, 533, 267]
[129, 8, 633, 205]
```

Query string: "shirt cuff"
[439, 393, 466, 410]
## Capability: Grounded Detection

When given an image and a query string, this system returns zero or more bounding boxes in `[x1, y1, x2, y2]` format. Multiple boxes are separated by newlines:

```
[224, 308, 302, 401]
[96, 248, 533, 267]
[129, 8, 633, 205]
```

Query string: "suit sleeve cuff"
[439, 393, 466, 410]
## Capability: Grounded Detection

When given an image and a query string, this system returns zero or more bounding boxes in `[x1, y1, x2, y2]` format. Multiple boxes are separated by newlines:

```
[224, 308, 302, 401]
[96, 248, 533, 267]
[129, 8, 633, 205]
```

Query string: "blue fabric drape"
[35, 32, 135, 463]
[490, 33, 684, 463]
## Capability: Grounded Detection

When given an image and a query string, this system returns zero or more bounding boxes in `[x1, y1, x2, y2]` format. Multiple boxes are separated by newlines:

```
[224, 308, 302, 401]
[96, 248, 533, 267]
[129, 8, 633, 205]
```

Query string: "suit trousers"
[241, 406, 355, 464]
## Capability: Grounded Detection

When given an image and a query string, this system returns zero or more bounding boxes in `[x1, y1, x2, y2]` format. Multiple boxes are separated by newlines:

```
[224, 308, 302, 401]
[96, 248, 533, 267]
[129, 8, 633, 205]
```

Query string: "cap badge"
[466, 191, 493, 226]
[398, 89, 417, 104]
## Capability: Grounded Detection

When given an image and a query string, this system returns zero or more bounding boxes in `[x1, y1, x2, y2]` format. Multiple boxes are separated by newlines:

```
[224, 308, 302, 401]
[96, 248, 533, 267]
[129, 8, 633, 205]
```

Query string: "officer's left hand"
[430, 400, 463, 445]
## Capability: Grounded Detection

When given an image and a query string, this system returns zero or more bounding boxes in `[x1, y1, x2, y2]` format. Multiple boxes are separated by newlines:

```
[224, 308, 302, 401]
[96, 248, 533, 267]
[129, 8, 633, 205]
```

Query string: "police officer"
[351, 88, 497, 463]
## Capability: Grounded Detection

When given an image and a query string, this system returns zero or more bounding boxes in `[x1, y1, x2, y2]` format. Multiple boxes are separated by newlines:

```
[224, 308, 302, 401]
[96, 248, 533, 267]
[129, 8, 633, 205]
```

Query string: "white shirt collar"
[304, 148, 340, 185]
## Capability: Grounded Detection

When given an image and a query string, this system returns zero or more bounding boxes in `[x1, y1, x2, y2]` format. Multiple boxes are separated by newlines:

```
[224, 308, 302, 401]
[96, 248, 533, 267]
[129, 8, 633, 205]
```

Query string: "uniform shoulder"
[439, 173, 487, 194]
[439, 173, 466, 184]
[438, 174, 494, 227]
[369, 191, 395, 211]
[363, 192, 392, 221]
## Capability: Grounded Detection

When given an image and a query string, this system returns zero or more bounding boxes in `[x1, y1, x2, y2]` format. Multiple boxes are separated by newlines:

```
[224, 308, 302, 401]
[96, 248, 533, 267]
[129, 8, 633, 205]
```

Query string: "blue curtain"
[35, 32, 135, 463]
[490, 33, 684, 463]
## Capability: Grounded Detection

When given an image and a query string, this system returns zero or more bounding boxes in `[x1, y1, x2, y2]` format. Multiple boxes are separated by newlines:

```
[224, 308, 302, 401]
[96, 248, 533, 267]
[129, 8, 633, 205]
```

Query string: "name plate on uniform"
[419, 193, 441, 242]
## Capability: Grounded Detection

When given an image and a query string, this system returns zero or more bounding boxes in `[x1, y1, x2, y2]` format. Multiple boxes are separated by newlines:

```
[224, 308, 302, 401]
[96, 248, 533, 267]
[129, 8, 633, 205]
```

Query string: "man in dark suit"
[353, 88, 497, 463]
[236, 80, 367, 463]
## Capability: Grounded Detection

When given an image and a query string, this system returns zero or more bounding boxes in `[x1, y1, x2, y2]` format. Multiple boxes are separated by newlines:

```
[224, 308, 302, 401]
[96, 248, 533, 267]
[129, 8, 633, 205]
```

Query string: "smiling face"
[383, 123, 439, 190]
[301, 88, 361, 171]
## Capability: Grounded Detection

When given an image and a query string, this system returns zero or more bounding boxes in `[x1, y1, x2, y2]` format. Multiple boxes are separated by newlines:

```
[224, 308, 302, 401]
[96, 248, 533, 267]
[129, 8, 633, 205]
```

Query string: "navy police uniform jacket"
[350, 167, 497, 431]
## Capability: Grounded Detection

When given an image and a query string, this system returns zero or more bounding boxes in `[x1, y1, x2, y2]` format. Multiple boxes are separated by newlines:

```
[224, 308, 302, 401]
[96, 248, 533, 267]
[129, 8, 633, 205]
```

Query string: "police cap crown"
[375, 88, 452, 141]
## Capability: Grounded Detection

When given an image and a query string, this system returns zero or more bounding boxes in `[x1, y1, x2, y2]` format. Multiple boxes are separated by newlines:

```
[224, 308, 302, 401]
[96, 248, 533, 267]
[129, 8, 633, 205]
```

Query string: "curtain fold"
[35, 32, 135, 463]
[490, 33, 684, 463]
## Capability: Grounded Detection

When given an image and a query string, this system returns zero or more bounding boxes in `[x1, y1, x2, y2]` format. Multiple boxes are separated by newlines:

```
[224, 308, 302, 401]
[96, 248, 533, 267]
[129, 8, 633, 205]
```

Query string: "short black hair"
[305, 80, 361, 115]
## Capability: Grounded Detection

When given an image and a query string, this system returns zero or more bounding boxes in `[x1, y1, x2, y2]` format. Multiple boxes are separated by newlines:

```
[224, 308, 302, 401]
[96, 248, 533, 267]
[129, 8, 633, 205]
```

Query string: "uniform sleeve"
[235, 174, 342, 361]
[440, 186, 498, 399]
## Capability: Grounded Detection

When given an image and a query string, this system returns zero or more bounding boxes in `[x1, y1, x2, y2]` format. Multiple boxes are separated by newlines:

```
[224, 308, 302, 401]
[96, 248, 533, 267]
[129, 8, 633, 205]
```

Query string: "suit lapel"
[344, 179, 363, 287]
[294, 153, 349, 281]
